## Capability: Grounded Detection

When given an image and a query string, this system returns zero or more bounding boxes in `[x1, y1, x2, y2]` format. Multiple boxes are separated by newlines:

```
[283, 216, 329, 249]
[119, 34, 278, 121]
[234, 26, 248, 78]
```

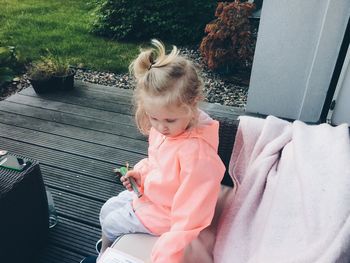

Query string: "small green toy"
[113, 162, 142, 198]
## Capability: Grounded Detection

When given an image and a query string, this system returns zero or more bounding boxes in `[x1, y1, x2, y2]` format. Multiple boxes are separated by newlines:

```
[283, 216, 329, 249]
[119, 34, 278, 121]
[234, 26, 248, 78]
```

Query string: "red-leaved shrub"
[200, 1, 256, 71]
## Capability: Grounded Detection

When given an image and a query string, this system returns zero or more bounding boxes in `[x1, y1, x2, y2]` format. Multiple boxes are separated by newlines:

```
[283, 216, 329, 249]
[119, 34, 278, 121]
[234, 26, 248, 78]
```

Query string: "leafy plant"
[90, 0, 217, 44]
[199, 1, 256, 71]
[0, 46, 20, 88]
[27, 52, 71, 81]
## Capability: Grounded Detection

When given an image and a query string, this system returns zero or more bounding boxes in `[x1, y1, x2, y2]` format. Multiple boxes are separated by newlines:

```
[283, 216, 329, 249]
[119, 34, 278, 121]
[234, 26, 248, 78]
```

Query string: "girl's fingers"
[125, 171, 141, 186]
[120, 176, 132, 191]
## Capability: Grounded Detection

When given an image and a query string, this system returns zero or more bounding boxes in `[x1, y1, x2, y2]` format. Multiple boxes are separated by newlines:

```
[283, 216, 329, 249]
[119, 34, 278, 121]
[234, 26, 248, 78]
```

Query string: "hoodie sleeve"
[133, 158, 148, 171]
[131, 158, 151, 195]
[150, 140, 225, 263]
[132, 131, 153, 189]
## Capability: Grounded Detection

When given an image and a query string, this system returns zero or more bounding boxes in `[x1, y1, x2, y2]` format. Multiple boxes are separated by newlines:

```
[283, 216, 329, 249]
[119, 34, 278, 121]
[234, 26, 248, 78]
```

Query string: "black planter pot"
[29, 78, 57, 94]
[53, 70, 75, 91]
[29, 69, 76, 94]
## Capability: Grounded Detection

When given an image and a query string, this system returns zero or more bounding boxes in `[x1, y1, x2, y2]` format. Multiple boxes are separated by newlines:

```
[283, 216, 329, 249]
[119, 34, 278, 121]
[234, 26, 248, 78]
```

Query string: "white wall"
[246, 0, 350, 122]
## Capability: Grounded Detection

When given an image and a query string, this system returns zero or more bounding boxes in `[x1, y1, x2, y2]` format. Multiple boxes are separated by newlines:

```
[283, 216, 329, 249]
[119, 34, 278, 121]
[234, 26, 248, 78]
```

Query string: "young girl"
[82, 39, 225, 263]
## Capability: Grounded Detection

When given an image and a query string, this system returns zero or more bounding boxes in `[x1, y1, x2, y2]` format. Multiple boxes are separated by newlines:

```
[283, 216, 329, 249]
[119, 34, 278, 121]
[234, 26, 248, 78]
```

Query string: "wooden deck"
[0, 81, 242, 263]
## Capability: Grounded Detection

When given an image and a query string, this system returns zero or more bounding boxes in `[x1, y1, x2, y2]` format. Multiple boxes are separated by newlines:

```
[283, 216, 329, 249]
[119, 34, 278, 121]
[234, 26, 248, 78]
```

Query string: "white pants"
[100, 190, 151, 241]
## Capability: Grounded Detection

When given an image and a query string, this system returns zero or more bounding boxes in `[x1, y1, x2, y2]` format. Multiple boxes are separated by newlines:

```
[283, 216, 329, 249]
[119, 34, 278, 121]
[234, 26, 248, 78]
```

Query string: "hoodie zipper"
[156, 135, 167, 149]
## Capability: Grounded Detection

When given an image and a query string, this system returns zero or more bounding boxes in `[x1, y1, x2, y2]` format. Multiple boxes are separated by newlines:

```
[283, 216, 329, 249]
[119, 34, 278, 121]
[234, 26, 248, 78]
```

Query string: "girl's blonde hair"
[129, 39, 204, 135]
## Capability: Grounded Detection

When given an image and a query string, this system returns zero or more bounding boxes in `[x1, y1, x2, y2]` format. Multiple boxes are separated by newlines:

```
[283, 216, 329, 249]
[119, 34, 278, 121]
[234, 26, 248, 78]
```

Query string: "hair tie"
[148, 53, 155, 70]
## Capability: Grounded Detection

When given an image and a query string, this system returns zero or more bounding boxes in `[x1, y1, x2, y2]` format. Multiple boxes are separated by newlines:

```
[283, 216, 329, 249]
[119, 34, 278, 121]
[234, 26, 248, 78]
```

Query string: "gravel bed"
[1, 47, 249, 108]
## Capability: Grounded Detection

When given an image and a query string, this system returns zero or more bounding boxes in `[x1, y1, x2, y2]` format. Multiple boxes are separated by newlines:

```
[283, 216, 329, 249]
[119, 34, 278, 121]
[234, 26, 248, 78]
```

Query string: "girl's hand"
[120, 170, 141, 191]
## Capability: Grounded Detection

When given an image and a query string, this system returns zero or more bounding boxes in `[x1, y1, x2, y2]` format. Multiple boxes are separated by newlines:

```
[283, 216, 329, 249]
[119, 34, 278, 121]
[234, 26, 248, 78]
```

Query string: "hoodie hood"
[167, 109, 220, 151]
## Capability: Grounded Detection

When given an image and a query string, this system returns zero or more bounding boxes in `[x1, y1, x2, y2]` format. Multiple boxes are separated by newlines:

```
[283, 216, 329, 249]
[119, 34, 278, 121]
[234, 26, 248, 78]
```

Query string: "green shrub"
[0, 46, 21, 88]
[200, 1, 256, 71]
[90, 0, 217, 44]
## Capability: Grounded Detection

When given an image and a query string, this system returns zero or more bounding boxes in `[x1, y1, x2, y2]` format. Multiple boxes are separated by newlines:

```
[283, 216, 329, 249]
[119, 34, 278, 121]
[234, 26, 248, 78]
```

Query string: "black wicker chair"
[217, 116, 239, 187]
[0, 155, 48, 263]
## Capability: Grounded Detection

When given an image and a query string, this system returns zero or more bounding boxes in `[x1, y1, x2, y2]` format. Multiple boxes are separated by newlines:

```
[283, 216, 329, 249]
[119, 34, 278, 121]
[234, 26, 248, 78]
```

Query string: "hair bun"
[130, 39, 180, 80]
[130, 50, 153, 79]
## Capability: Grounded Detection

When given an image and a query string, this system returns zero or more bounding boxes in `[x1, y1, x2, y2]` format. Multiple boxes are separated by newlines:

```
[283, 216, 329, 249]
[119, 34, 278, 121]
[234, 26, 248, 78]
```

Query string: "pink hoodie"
[132, 110, 225, 263]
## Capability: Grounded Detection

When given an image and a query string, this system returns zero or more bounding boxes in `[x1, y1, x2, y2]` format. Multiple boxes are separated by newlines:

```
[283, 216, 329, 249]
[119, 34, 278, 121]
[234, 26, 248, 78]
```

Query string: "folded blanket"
[214, 115, 350, 263]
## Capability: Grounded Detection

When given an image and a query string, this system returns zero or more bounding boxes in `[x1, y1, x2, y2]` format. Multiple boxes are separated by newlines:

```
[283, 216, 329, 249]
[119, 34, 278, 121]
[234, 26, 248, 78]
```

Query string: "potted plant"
[27, 53, 75, 94]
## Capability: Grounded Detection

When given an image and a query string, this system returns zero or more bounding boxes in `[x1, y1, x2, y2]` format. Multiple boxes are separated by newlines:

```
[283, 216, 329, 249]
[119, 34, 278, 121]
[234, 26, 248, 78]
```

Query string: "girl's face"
[144, 100, 194, 137]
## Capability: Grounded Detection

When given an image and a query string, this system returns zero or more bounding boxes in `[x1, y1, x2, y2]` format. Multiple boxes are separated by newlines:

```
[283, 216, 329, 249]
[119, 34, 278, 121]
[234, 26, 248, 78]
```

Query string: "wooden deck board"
[17, 87, 134, 115]
[39, 245, 85, 263]
[0, 81, 242, 262]
[0, 111, 147, 154]
[7, 92, 135, 124]
[0, 123, 146, 164]
[41, 165, 123, 201]
[0, 100, 145, 140]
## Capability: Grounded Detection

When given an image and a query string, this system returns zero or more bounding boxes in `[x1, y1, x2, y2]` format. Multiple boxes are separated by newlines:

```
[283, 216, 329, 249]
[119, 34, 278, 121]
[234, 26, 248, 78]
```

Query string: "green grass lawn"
[0, 0, 140, 72]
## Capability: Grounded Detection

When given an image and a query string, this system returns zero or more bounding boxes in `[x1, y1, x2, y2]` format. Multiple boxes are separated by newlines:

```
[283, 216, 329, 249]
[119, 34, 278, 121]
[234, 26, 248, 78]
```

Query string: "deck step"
[18, 88, 133, 116]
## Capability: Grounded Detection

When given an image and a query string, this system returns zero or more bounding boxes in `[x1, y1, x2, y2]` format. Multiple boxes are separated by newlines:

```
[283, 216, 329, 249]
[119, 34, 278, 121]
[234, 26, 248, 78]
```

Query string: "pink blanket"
[214, 116, 350, 263]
